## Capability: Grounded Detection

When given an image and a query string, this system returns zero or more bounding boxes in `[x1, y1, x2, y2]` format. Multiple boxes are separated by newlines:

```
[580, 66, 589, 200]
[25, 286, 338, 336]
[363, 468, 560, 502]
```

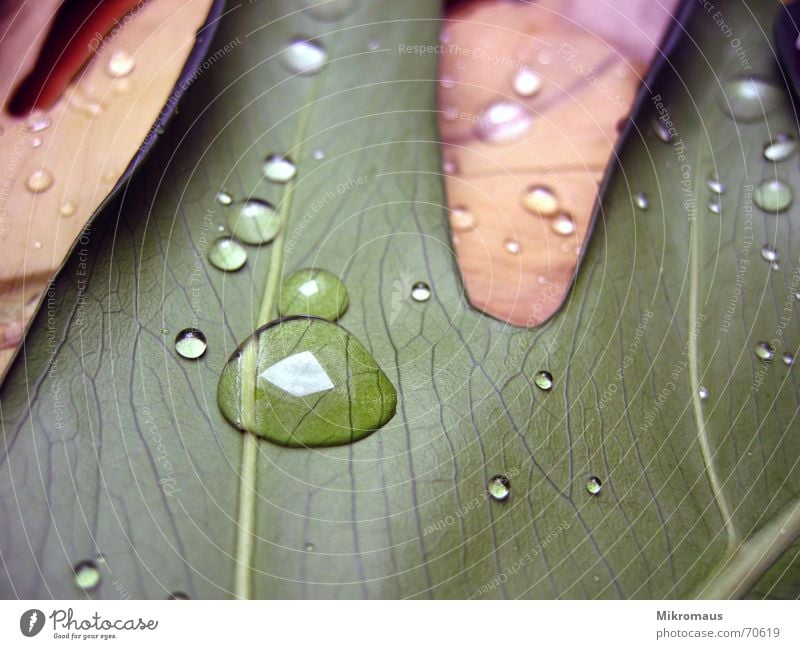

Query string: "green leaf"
[1, 0, 798, 599]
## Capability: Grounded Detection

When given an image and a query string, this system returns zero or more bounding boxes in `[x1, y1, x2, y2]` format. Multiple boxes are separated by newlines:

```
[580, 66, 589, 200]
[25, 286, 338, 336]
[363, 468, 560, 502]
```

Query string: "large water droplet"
[512, 66, 542, 98]
[522, 185, 558, 216]
[763, 133, 797, 162]
[302, 0, 361, 21]
[760, 244, 778, 263]
[706, 173, 726, 194]
[551, 212, 576, 236]
[262, 154, 297, 183]
[107, 51, 135, 78]
[719, 77, 784, 122]
[217, 316, 397, 446]
[450, 206, 475, 231]
[175, 328, 208, 359]
[754, 179, 792, 213]
[754, 341, 775, 361]
[282, 38, 327, 75]
[585, 476, 602, 495]
[634, 191, 649, 210]
[216, 190, 233, 206]
[278, 268, 348, 320]
[534, 370, 553, 391]
[475, 101, 534, 144]
[227, 199, 280, 244]
[208, 237, 247, 272]
[411, 282, 431, 302]
[487, 475, 511, 501]
[73, 560, 101, 591]
[26, 169, 53, 193]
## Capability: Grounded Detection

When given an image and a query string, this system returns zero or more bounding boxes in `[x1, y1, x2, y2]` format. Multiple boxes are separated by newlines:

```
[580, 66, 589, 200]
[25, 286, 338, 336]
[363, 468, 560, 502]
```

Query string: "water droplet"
[487, 475, 511, 501]
[698, 386, 709, 400]
[719, 77, 784, 122]
[113, 78, 133, 95]
[449, 206, 475, 231]
[586, 476, 602, 495]
[30, 136, 42, 148]
[208, 237, 247, 272]
[652, 118, 672, 142]
[262, 154, 297, 183]
[522, 185, 558, 216]
[312, 149, 325, 160]
[475, 101, 534, 144]
[754, 341, 775, 361]
[781, 351, 795, 366]
[302, 0, 360, 21]
[512, 66, 542, 98]
[60, 201, 76, 217]
[551, 212, 576, 236]
[32, 240, 42, 250]
[282, 38, 327, 75]
[227, 199, 280, 244]
[278, 268, 349, 320]
[168, 592, 190, 599]
[411, 282, 431, 302]
[25, 169, 53, 193]
[754, 179, 792, 213]
[534, 370, 553, 391]
[26, 113, 50, 132]
[763, 133, 797, 162]
[760, 244, 778, 263]
[367, 38, 380, 51]
[706, 173, 726, 194]
[107, 51, 135, 78]
[708, 201, 721, 214]
[634, 191, 649, 210]
[771, 261, 780, 271]
[443, 158, 458, 174]
[504, 239, 521, 254]
[304, 542, 315, 552]
[439, 75, 456, 89]
[175, 328, 208, 359]
[73, 560, 101, 591]
[217, 316, 397, 446]
[216, 190, 233, 206]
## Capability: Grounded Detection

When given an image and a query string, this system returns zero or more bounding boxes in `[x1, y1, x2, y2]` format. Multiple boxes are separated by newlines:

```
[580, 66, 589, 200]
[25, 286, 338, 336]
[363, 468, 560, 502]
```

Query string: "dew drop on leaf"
[634, 191, 649, 210]
[718, 76, 783, 122]
[551, 213, 576, 236]
[312, 149, 326, 160]
[504, 239, 521, 254]
[304, 543, 315, 552]
[175, 328, 208, 359]
[217, 317, 397, 447]
[754, 341, 775, 361]
[227, 199, 280, 244]
[474, 101, 534, 144]
[278, 268, 348, 320]
[73, 560, 101, 591]
[107, 51, 135, 78]
[282, 38, 328, 75]
[652, 118, 672, 143]
[763, 133, 797, 162]
[707, 201, 721, 214]
[411, 282, 431, 302]
[698, 385, 709, 400]
[450, 206, 475, 231]
[534, 370, 553, 391]
[754, 179, 792, 213]
[216, 190, 233, 206]
[522, 185, 558, 216]
[706, 173, 726, 194]
[26, 169, 53, 193]
[760, 244, 778, 263]
[60, 201, 76, 217]
[511, 65, 542, 98]
[262, 154, 297, 183]
[487, 475, 511, 501]
[782, 352, 795, 366]
[208, 237, 247, 272]
[586, 476, 602, 495]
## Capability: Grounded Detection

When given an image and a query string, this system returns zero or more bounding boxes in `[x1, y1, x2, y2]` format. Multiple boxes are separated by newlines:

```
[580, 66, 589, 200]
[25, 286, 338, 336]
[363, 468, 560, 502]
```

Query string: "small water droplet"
[511, 65, 542, 98]
[227, 199, 280, 244]
[26, 113, 51, 132]
[312, 149, 325, 160]
[59, 200, 76, 217]
[304, 543, 315, 552]
[475, 101, 534, 144]
[443, 158, 458, 174]
[504, 239, 521, 254]
[161, 328, 170, 335]
[634, 191, 649, 210]
[217, 316, 396, 446]
[706, 173, 726, 194]
[263, 154, 297, 183]
[411, 282, 431, 302]
[754, 178, 793, 213]
[367, 38, 380, 51]
[32, 240, 42, 250]
[168, 591, 190, 599]
[216, 190, 233, 206]
[208, 237, 247, 272]
[698, 385, 709, 400]
[652, 118, 672, 143]
[754, 341, 775, 361]
[708, 201, 721, 214]
[282, 38, 327, 75]
[107, 51, 135, 78]
[73, 560, 101, 591]
[439, 75, 456, 89]
[781, 351, 795, 366]
[534, 370, 553, 391]
[551, 212, 576, 236]
[719, 77, 784, 122]
[771, 261, 780, 271]
[586, 476, 602, 495]
[449, 206, 475, 231]
[760, 244, 778, 263]
[278, 268, 349, 320]
[522, 185, 558, 216]
[30, 136, 42, 148]
[175, 328, 208, 359]
[763, 133, 797, 162]
[113, 78, 133, 95]
[25, 169, 54, 193]
[487, 475, 511, 501]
